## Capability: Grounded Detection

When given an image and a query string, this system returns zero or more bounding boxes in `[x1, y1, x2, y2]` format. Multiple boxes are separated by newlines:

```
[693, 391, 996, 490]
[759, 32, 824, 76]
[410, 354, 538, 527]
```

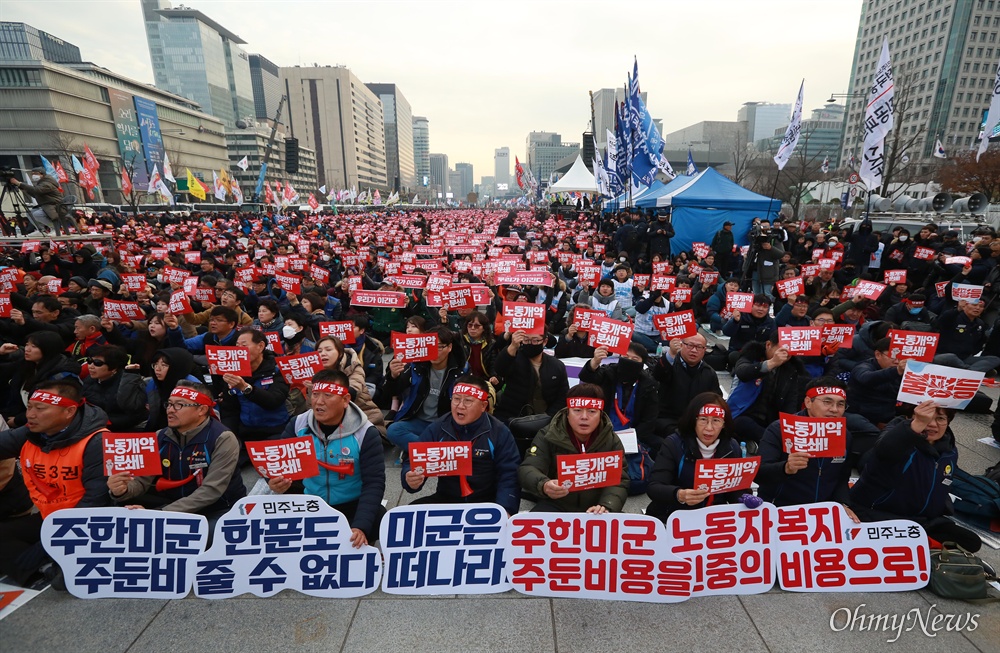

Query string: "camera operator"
[8, 167, 76, 236]
[743, 219, 784, 296]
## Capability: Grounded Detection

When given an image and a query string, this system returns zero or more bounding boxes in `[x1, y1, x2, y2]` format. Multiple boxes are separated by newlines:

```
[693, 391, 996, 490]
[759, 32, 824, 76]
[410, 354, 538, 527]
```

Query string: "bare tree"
[728, 127, 763, 187]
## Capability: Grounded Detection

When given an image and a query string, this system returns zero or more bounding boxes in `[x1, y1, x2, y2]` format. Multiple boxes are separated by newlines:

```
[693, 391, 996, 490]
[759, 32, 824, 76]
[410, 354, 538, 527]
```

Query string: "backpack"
[626, 443, 654, 495]
[949, 467, 1000, 530]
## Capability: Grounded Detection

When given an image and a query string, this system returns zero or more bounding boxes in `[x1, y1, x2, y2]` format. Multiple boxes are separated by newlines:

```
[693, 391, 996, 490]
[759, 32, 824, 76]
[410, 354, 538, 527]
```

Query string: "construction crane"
[237, 94, 286, 203]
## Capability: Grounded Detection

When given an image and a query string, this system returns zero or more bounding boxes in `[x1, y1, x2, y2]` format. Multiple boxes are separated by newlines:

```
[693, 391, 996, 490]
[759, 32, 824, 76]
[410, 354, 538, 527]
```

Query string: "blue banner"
[134, 97, 164, 177]
[254, 162, 268, 199]
[627, 59, 663, 187]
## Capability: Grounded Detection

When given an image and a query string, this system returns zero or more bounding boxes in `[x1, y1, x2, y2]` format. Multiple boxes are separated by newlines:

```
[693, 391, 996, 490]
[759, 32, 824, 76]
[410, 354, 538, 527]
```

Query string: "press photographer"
[7, 166, 77, 236]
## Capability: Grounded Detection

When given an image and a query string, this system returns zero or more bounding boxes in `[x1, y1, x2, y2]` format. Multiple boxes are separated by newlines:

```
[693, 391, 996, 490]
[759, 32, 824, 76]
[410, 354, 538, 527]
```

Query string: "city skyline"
[5, 0, 865, 183]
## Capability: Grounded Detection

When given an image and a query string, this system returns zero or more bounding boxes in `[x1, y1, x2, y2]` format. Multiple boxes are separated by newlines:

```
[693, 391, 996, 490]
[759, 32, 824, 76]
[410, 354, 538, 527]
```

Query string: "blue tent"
[635, 168, 780, 255]
[601, 179, 667, 212]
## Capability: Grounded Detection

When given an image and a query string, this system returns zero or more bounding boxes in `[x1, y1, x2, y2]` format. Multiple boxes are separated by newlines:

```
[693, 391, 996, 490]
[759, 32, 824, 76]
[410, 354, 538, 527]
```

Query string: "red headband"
[452, 383, 488, 402]
[568, 397, 604, 411]
[699, 404, 726, 419]
[29, 390, 79, 408]
[806, 386, 846, 399]
[312, 382, 350, 397]
[169, 387, 215, 407]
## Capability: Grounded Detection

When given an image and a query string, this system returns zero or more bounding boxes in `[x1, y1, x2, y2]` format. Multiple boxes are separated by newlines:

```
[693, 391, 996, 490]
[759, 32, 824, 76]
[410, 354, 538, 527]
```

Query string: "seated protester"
[0, 452, 40, 587]
[252, 298, 285, 333]
[775, 295, 812, 327]
[730, 331, 809, 443]
[632, 288, 672, 354]
[771, 267, 800, 313]
[847, 337, 906, 427]
[645, 393, 744, 522]
[0, 380, 110, 587]
[875, 280, 907, 314]
[403, 376, 520, 515]
[384, 326, 466, 449]
[831, 297, 876, 327]
[553, 307, 597, 359]
[850, 401, 981, 552]
[186, 287, 254, 327]
[537, 279, 571, 335]
[706, 278, 740, 334]
[80, 345, 147, 431]
[883, 293, 935, 331]
[281, 316, 316, 355]
[313, 336, 387, 438]
[166, 305, 240, 354]
[461, 311, 502, 387]
[932, 299, 1000, 373]
[106, 381, 245, 522]
[7, 295, 79, 347]
[519, 384, 629, 514]
[67, 314, 109, 359]
[579, 343, 659, 454]
[347, 313, 386, 399]
[722, 293, 777, 369]
[825, 319, 895, 380]
[576, 278, 625, 320]
[266, 371, 386, 547]
[0, 332, 82, 428]
[493, 328, 569, 422]
[757, 378, 877, 515]
[652, 332, 722, 442]
[804, 268, 839, 303]
[145, 347, 202, 433]
[610, 264, 636, 312]
[219, 328, 290, 445]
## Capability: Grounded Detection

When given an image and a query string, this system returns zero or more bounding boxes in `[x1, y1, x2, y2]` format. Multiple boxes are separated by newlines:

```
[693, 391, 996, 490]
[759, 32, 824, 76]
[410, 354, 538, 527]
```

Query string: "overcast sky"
[10, 0, 864, 182]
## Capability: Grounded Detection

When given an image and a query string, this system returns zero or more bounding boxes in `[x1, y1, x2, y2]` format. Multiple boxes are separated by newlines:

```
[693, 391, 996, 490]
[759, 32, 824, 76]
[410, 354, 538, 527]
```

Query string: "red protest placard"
[408, 441, 473, 477]
[182, 276, 199, 296]
[853, 280, 886, 300]
[0, 293, 12, 318]
[205, 346, 252, 376]
[577, 266, 601, 287]
[698, 270, 719, 286]
[587, 315, 633, 356]
[778, 413, 847, 457]
[245, 436, 319, 480]
[935, 281, 949, 298]
[440, 284, 474, 311]
[775, 277, 805, 299]
[777, 327, 823, 356]
[351, 290, 408, 308]
[319, 321, 356, 344]
[650, 275, 677, 292]
[276, 352, 324, 386]
[168, 289, 193, 315]
[310, 265, 330, 285]
[192, 288, 216, 304]
[801, 264, 820, 277]
[913, 246, 936, 261]
[102, 433, 161, 476]
[184, 251, 201, 264]
[817, 258, 837, 271]
[632, 274, 650, 290]
[390, 274, 428, 289]
[102, 299, 146, 323]
[275, 271, 302, 294]
[670, 287, 692, 303]
[883, 269, 907, 285]
[121, 273, 147, 293]
[390, 332, 439, 363]
[888, 330, 940, 361]
[693, 457, 760, 495]
[821, 324, 854, 349]
[572, 306, 606, 332]
[426, 273, 452, 292]
[502, 301, 545, 334]
[264, 331, 283, 354]
[149, 247, 169, 261]
[556, 452, 624, 490]
[161, 265, 188, 285]
[653, 310, 698, 339]
[692, 242, 711, 259]
[725, 292, 754, 313]
[495, 270, 554, 287]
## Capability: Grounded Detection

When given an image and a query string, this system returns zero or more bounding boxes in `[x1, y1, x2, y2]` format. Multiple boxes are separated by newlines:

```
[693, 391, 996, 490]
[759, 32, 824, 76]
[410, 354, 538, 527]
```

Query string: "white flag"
[231, 181, 243, 205]
[147, 165, 161, 194]
[213, 171, 227, 201]
[593, 138, 611, 197]
[156, 179, 174, 205]
[820, 156, 829, 174]
[859, 38, 895, 190]
[237, 156, 249, 171]
[933, 139, 948, 159]
[977, 59, 1000, 161]
[773, 80, 805, 170]
[319, 185, 327, 195]
[162, 153, 175, 182]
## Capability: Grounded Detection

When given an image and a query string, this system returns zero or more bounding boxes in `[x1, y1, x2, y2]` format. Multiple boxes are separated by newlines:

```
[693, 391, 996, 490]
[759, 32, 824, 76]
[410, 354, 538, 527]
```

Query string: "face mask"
[282, 325, 298, 339]
[899, 236, 908, 242]
[908, 307, 922, 315]
[617, 358, 643, 383]
[619, 256, 627, 262]
[520, 343, 544, 358]
[31, 175, 41, 182]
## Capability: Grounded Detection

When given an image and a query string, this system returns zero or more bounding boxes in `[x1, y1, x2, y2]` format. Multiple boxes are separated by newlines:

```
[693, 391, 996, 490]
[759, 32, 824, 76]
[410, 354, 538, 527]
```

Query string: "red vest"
[20, 430, 103, 518]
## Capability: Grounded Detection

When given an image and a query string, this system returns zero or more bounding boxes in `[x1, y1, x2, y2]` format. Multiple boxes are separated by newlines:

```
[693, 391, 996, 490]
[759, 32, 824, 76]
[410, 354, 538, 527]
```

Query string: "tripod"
[0, 181, 35, 237]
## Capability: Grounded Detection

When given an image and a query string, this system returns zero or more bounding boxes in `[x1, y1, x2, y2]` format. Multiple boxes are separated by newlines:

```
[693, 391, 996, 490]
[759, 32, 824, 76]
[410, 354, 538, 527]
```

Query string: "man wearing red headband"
[0, 380, 110, 587]
[268, 370, 386, 548]
[757, 377, 878, 522]
[107, 381, 245, 519]
[403, 375, 520, 515]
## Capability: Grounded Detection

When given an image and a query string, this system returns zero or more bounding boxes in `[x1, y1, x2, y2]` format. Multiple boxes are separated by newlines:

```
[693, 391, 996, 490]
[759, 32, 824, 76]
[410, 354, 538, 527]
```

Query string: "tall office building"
[366, 83, 415, 192]
[454, 162, 474, 198]
[841, 0, 1000, 166]
[760, 104, 845, 167]
[526, 132, 580, 181]
[141, 0, 255, 128]
[429, 153, 449, 193]
[0, 22, 82, 63]
[412, 116, 430, 188]
[494, 147, 511, 193]
[591, 88, 647, 148]
[737, 102, 793, 143]
[281, 65, 388, 192]
[248, 54, 283, 125]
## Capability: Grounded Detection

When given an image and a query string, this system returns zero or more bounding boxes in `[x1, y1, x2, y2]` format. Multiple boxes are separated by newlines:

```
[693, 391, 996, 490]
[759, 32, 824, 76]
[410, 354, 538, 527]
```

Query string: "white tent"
[546, 154, 598, 193]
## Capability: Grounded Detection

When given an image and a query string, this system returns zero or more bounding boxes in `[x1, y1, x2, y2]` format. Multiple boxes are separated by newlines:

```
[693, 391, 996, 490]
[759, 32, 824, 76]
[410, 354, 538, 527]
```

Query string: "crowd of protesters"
[0, 201, 996, 588]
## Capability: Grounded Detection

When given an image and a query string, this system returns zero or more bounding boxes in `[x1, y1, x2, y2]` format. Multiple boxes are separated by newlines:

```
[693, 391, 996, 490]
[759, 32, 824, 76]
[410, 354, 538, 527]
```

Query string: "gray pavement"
[3, 369, 1000, 653]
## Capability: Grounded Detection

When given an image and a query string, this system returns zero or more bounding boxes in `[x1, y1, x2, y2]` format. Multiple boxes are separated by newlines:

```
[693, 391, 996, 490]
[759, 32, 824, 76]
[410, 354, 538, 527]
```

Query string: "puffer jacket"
[338, 347, 386, 436]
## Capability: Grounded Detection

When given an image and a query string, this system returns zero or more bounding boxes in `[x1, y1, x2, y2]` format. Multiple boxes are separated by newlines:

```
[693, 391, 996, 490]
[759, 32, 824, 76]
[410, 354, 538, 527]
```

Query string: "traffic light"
[284, 138, 299, 174]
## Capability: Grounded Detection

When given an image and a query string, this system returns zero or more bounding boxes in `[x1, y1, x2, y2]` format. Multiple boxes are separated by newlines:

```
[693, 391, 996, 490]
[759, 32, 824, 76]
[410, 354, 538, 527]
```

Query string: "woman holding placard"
[645, 393, 745, 521]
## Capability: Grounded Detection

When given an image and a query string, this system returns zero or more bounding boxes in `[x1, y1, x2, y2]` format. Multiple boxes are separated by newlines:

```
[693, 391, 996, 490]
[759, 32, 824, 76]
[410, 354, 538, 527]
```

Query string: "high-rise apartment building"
[0, 22, 82, 63]
[526, 132, 580, 182]
[249, 54, 283, 125]
[366, 83, 415, 192]
[412, 116, 430, 188]
[591, 88, 647, 148]
[841, 0, 1000, 166]
[141, 0, 255, 128]
[429, 153, 449, 193]
[281, 64, 388, 192]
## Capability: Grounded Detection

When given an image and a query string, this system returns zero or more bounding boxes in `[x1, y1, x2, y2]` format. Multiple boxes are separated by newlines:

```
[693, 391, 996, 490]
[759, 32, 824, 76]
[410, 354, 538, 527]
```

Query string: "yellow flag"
[187, 168, 206, 200]
[220, 168, 230, 185]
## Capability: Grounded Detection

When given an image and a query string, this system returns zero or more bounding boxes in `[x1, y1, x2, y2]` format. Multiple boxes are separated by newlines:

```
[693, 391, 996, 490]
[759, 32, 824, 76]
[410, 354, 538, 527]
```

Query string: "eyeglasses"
[87, 359, 107, 367]
[524, 338, 545, 345]
[812, 317, 834, 325]
[164, 401, 198, 411]
[467, 322, 484, 329]
[680, 341, 706, 351]
[451, 396, 481, 407]
[152, 360, 170, 369]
